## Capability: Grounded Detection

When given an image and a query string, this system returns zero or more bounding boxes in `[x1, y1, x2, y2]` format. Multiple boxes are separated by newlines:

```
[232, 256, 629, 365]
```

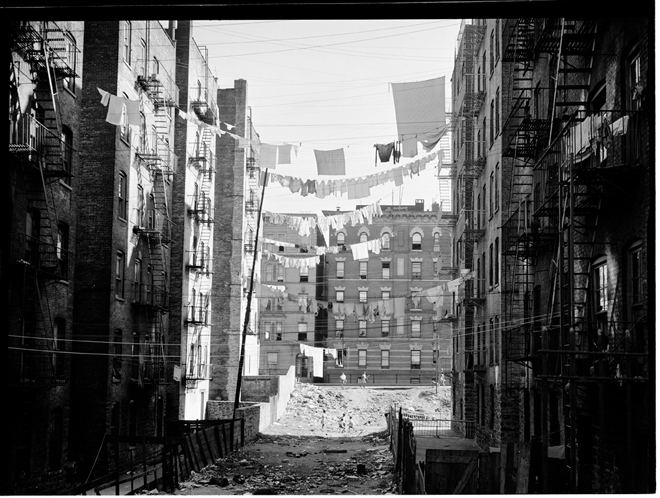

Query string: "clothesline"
[258, 278, 468, 322]
[259, 149, 443, 201]
[260, 234, 388, 257]
[263, 202, 383, 241]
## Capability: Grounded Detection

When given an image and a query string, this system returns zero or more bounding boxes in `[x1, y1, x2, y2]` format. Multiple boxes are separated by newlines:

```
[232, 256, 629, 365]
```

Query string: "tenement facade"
[8, 20, 83, 494]
[324, 201, 454, 385]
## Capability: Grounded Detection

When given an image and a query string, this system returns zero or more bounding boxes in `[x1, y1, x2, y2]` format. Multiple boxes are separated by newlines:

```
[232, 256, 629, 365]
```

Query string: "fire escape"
[184, 125, 215, 389]
[9, 21, 78, 386]
[500, 19, 553, 392]
[529, 19, 648, 492]
[132, 58, 179, 386]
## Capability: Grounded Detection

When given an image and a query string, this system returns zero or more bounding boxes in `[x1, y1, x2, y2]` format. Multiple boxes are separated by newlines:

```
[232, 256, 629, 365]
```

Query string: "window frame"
[358, 320, 367, 337]
[115, 251, 125, 298]
[381, 319, 390, 337]
[411, 350, 421, 370]
[359, 261, 368, 279]
[382, 261, 390, 279]
[358, 349, 367, 368]
[118, 171, 128, 220]
[411, 232, 422, 251]
[337, 260, 345, 279]
[336, 290, 345, 303]
[411, 319, 421, 338]
[381, 350, 390, 369]
[411, 261, 422, 279]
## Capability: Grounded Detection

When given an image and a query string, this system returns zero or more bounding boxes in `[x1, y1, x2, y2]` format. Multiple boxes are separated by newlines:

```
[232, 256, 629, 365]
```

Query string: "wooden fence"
[65, 419, 244, 495]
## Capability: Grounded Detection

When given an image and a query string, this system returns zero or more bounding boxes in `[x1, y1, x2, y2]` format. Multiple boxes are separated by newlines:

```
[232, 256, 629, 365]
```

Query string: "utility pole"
[233, 168, 268, 418]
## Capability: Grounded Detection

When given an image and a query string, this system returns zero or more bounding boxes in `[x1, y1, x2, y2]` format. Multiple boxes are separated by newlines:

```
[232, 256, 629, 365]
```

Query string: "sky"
[190, 20, 461, 216]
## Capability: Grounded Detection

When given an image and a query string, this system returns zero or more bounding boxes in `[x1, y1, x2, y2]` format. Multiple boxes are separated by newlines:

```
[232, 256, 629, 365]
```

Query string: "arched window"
[336, 231, 345, 245]
[382, 232, 391, 250]
[359, 232, 368, 243]
[434, 232, 441, 251]
[412, 232, 422, 250]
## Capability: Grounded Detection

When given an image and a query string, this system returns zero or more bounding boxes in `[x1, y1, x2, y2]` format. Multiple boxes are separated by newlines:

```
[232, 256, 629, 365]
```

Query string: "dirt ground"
[171, 383, 451, 495]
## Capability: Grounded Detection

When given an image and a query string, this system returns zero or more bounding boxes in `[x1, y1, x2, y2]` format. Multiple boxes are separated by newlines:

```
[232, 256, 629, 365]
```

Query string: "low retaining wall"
[207, 366, 296, 440]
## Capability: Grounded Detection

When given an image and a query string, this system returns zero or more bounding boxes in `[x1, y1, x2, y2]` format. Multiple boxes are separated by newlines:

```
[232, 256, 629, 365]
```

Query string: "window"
[627, 46, 642, 111]
[115, 251, 125, 298]
[359, 261, 368, 279]
[358, 349, 367, 368]
[629, 243, 643, 305]
[359, 232, 368, 243]
[434, 232, 440, 251]
[495, 88, 500, 137]
[382, 261, 390, 279]
[433, 259, 438, 276]
[411, 320, 421, 338]
[381, 350, 390, 369]
[337, 232, 345, 245]
[52, 318, 65, 379]
[133, 258, 142, 302]
[336, 290, 345, 303]
[265, 264, 274, 282]
[412, 232, 422, 250]
[276, 264, 284, 282]
[118, 171, 127, 220]
[336, 319, 344, 338]
[267, 352, 278, 368]
[359, 320, 367, 337]
[482, 51, 487, 88]
[381, 290, 390, 300]
[337, 261, 345, 278]
[411, 261, 422, 279]
[489, 318, 494, 365]
[489, 244, 494, 287]
[359, 290, 368, 303]
[123, 21, 132, 64]
[593, 261, 609, 314]
[113, 329, 123, 381]
[411, 350, 421, 369]
[495, 163, 500, 211]
[299, 266, 308, 282]
[298, 322, 307, 342]
[495, 20, 500, 61]
[275, 322, 282, 341]
[494, 238, 499, 285]
[56, 222, 69, 278]
[381, 319, 390, 337]
[382, 233, 391, 250]
[61, 126, 73, 182]
[489, 30, 494, 74]
[136, 184, 144, 226]
[152, 56, 160, 76]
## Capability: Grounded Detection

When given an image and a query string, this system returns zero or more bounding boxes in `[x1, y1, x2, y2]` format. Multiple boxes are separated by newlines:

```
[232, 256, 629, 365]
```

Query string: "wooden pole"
[233, 167, 268, 418]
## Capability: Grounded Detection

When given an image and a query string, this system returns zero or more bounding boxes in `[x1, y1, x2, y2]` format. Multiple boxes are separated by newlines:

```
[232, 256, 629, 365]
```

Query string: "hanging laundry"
[351, 241, 369, 261]
[374, 142, 395, 166]
[391, 76, 446, 158]
[419, 125, 449, 152]
[314, 148, 346, 175]
[259, 143, 278, 170]
[393, 167, 405, 187]
[277, 144, 292, 164]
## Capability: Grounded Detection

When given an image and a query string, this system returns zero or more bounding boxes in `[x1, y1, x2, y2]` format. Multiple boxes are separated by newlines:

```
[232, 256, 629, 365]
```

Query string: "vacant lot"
[172, 383, 451, 495]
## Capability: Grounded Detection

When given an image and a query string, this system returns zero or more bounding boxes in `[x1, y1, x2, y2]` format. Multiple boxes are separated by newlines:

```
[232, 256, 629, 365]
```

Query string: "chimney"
[168, 20, 178, 40]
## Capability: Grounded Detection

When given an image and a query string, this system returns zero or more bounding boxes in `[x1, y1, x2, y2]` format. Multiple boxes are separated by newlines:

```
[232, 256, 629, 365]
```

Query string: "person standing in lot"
[321, 409, 327, 431]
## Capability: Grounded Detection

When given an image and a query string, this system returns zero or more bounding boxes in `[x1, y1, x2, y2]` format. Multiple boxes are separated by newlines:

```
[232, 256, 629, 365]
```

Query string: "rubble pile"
[266, 383, 451, 437]
[175, 432, 396, 495]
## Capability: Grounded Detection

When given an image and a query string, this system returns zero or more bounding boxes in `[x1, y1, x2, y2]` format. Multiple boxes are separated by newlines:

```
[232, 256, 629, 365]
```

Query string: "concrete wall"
[207, 366, 296, 439]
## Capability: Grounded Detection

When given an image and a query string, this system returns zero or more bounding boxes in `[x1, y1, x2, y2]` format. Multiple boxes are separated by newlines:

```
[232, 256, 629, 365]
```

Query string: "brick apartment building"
[258, 215, 319, 379]
[170, 21, 219, 421]
[451, 17, 653, 493]
[67, 20, 180, 483]
[450, 18, 518, 450]
[323, 201, 454, 385]
[212, 78, 261, 403]
[8, 20, 83, 495]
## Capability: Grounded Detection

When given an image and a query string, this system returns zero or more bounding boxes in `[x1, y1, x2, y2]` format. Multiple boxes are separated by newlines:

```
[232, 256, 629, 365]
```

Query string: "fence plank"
[452, 459, 478, 494]
[516, 442, 531, 493]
